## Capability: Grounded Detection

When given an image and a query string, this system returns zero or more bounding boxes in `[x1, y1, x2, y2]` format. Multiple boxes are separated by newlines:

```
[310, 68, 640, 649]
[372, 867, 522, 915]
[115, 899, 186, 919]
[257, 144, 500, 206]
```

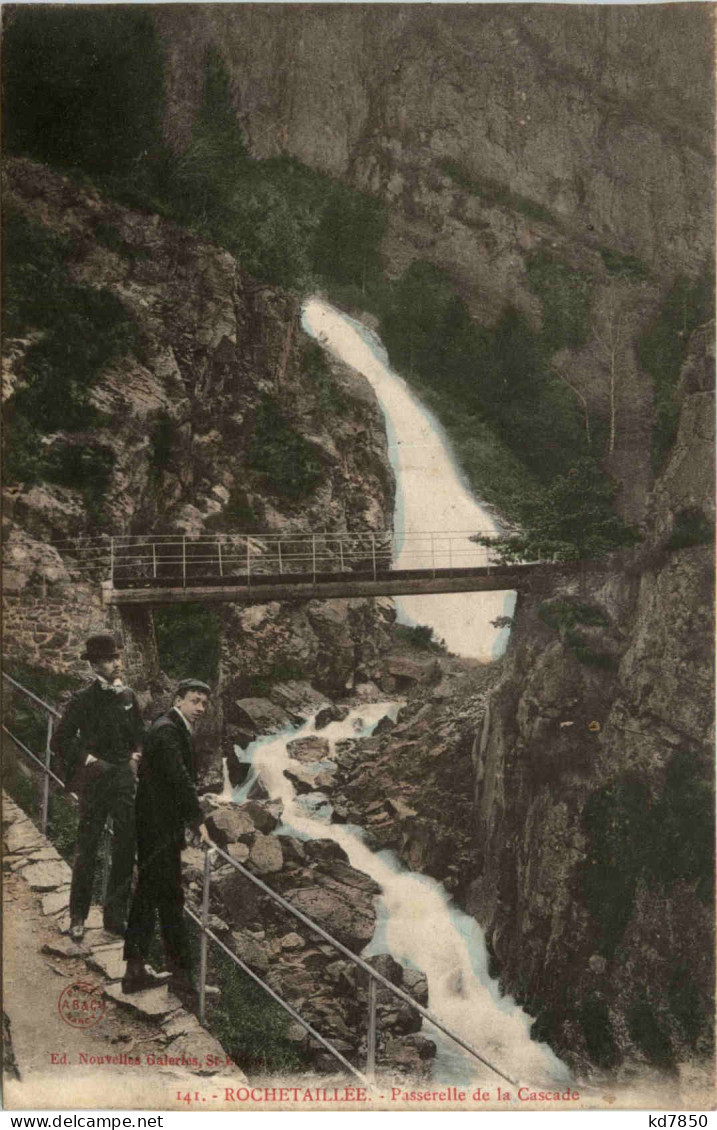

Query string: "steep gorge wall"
[3, 159, 395, 726]
[470, 323, 715, 1075]
[156, 4, 714, 304]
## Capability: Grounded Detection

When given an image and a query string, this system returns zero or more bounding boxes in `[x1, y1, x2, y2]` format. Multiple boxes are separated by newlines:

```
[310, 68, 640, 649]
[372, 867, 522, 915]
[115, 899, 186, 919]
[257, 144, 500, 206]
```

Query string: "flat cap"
[175, 678, 212, 698]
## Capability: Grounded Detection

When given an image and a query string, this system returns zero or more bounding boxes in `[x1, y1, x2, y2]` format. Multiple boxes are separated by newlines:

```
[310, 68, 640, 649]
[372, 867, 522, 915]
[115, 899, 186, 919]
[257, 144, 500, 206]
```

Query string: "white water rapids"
[234, 705, 570, 1087]
[227, 298, 569, 1086]
[301, 297, 516, 661]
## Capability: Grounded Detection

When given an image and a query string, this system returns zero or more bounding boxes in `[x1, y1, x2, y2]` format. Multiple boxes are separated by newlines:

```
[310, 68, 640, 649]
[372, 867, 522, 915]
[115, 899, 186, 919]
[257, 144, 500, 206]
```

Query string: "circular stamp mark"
[58, 980, 106, 1028]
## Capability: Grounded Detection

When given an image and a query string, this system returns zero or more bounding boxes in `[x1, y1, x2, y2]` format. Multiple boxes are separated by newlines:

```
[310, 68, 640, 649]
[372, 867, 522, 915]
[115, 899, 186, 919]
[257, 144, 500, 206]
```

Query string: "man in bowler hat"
[52, 633, 144, 942]
[122, 678, 214, 1001]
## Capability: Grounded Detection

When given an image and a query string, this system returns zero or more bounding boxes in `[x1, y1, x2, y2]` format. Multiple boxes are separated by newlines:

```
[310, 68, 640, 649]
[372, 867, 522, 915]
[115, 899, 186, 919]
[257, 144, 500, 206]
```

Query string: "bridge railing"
[52, 529, 501, 590]
[2, 669, 518, 1088]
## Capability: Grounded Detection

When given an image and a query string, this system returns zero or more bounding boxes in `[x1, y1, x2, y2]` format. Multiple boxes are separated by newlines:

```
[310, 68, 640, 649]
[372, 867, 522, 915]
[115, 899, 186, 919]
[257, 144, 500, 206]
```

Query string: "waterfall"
[238, 704, 571, 1086]
[301, 298, 516, 661]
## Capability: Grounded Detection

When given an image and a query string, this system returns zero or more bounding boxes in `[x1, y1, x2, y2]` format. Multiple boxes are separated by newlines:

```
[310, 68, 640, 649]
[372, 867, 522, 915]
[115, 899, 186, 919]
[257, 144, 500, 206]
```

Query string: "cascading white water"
[238, 704, 570, 1086]
[229, 298, 569, 1085]
[301, 297, 516, 661]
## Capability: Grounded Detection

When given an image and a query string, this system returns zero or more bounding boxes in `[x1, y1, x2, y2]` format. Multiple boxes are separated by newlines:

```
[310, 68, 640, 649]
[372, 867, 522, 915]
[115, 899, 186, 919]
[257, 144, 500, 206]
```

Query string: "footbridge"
[53, 530, 586, 606]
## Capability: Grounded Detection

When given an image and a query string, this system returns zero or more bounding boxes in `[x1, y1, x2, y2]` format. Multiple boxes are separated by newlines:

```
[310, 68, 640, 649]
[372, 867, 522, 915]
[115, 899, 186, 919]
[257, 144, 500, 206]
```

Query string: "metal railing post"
[246, 539, 251, 586]
[339, 536, 345, 573]
[182, 537, 187, 588]
[199, 847, 211, 1025]
[152, 543, 157, 580]
[100, 818, 113, 904]
[312, 535, 317, 582]
[218, 540, 223, 578]
[40, 715, 53, 835]
[277, 541, 283, 576]
[431, 533, 436, 578]
[371, 533, 377, 580]
[110, 537, 115, 587]
[366, 974, 377, 1081]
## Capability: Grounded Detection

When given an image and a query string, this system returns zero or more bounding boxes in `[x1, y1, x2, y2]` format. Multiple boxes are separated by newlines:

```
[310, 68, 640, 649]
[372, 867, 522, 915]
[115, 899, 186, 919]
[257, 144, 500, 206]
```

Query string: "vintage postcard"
[2, 0, 714, 1117]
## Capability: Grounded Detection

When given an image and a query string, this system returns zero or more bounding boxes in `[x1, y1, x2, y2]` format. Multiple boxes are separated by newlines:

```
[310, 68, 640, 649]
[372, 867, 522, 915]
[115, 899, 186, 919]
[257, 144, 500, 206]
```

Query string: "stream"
[228, 299, 568, 1085]
[233, 703, 569, 1087]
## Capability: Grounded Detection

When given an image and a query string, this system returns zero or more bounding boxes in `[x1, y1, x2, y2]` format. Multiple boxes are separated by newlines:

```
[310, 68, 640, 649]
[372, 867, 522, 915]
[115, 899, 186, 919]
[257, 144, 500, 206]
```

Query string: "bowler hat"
[175, 678, 211, 698]
[81, 633, 123, 662]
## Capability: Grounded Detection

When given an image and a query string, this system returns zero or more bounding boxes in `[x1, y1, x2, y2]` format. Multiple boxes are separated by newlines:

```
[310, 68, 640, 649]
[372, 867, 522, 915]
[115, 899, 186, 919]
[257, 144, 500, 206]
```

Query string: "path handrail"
[205, 841, 518, 1086]
[1, 671, 368, 1082]
[3, 670, 519, 1086]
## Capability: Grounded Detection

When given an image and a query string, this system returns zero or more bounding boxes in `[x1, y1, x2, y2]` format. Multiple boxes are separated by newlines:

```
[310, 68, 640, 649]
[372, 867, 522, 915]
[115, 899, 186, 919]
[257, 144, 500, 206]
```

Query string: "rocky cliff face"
[3, 158, 395, 715]
[470, 323, 714, 1075]
[156, 4, 714, 306]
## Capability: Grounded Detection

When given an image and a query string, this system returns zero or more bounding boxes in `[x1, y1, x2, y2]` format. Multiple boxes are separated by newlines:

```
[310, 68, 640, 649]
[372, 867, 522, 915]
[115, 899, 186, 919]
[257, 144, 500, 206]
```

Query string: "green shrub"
[302, 342, 346, 415]
[599, 247, 648, 281]
[3, 7, 166, 178]
[526, 251, 592, 353]
[148, 413, 176, 479]
[244, 660, 307, 698]
[578, 752, 714, 966]
[248, 398, 323, 499]
[154, 605, 221, 685]
[394, 623, 447, 653]
[639, 275, 714, 470]
[3, 210, 137, 522]
[437, 158, 554, 225]
[664, 508, 714, 551]
[478, 458, 639, 562]
[578, 996, 620, 1069]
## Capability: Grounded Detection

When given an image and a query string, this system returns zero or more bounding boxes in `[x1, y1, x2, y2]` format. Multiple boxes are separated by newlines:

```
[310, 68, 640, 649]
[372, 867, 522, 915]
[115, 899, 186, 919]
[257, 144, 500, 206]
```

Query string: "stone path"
[3, 792, 245, 1110]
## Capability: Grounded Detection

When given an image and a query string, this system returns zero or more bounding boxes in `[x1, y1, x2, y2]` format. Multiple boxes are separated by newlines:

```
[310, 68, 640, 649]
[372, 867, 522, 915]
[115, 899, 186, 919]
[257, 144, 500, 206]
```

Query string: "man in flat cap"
[52, 632, 144, 942]
[122, 678, 214, 1001]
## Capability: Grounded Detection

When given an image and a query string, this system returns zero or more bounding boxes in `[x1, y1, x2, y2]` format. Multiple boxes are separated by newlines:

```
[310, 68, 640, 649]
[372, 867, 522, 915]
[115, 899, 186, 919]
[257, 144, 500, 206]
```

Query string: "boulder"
[226, 842, 250, 864]
[286, 736, 331, 763]
[386, 655, 436, 684]
[284, 764, 336, 793]
[283, 878, 377, 949]
[248, 831, 283, 874]
[270, 680, 328, 720]
[230, 929, 271, 973]
[205, 807, 256, 847]
[383, 1034, 436, 1073]
[231, 697, 293, 734]
[373, 713, 396, 735]
[314, 704, 350, 731]
[241, 800, 279, 834]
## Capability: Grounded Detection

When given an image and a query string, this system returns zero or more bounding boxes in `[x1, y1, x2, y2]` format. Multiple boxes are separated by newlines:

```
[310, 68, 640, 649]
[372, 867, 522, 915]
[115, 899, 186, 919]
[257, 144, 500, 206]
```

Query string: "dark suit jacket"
[136, 709, 203, 849]
[51, 680, 144, 785]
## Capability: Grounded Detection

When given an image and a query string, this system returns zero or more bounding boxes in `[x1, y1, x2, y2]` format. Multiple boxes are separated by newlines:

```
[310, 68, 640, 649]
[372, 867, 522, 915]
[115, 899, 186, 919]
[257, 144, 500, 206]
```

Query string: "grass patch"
[154, 605, 221, 685]
[438, 158, 554, 225]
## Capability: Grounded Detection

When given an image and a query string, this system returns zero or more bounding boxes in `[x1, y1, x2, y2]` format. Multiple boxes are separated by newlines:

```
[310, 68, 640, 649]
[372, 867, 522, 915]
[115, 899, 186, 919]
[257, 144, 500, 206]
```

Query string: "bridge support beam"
[111, 605, 161, 691]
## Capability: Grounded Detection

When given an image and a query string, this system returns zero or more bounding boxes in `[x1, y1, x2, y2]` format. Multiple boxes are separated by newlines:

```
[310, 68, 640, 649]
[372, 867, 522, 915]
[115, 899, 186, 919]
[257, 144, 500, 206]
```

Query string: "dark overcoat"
[51, 680, 144, 785]
[135, 709, 203, 849]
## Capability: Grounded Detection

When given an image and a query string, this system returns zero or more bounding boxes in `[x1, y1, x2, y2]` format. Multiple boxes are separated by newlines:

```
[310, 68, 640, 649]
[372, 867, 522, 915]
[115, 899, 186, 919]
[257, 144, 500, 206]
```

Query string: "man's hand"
[198, 823, 213, 847]
[85, 754, 98, 766]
